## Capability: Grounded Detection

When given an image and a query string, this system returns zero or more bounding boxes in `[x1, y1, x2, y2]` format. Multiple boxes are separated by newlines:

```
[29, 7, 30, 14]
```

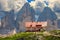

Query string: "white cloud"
[0, 0, 10, 11]
[48, 0, 59, 10]
[0, 0, 27, 11]
[30, 0, 60, 11]
[14, 0, 27, 12]
[30, 0, 45, 12]
[0, 0, 60, 13]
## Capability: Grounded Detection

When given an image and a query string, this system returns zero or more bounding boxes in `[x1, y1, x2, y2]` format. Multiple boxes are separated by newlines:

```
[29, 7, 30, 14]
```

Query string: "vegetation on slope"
[0, 30, 60, 40]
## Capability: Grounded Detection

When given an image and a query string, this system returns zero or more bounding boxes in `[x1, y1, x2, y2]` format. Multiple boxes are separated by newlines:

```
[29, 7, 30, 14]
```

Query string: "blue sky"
[27, 0, 35, 2]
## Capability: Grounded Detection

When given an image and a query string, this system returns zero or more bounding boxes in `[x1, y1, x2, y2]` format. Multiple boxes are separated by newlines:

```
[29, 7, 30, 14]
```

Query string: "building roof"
[25, 22, 47, 28]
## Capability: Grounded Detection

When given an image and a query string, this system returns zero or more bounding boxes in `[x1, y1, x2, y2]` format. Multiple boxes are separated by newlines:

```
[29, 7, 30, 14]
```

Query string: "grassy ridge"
[0, 30, 60, 40]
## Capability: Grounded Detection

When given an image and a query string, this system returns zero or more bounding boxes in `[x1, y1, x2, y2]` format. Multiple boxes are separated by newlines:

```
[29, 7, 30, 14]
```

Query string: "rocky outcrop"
[0, 10, 16, 34]
[16, 3, 35, 32]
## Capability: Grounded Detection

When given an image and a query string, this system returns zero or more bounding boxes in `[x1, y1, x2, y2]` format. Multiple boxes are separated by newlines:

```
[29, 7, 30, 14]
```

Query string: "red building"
[25, 22, 47, 32]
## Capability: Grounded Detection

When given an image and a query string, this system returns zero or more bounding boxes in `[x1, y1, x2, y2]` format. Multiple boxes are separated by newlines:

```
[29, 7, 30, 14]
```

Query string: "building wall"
[25, 22, 47, 31]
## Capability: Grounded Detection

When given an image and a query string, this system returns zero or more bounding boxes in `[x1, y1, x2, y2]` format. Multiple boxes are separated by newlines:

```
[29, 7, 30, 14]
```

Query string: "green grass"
[44, 30, 60, 40]
[0, 30, 60, 40]
[44, 35, 60, 40]
[0, 32, 34, 40]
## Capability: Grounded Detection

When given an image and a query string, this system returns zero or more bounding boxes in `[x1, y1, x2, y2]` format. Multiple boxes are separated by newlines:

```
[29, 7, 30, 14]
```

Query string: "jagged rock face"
[45, 20, 58, 31]
[16, 3, 35, 32]
[16, 3, 58, 32]
[0, 10, 16, 34]
[0, 11, 6, 28]
[38, 7, 57, 21]
[0, 2, 59, 35]
[39, 7, 58, 31]
[57, 19, 60, 29]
